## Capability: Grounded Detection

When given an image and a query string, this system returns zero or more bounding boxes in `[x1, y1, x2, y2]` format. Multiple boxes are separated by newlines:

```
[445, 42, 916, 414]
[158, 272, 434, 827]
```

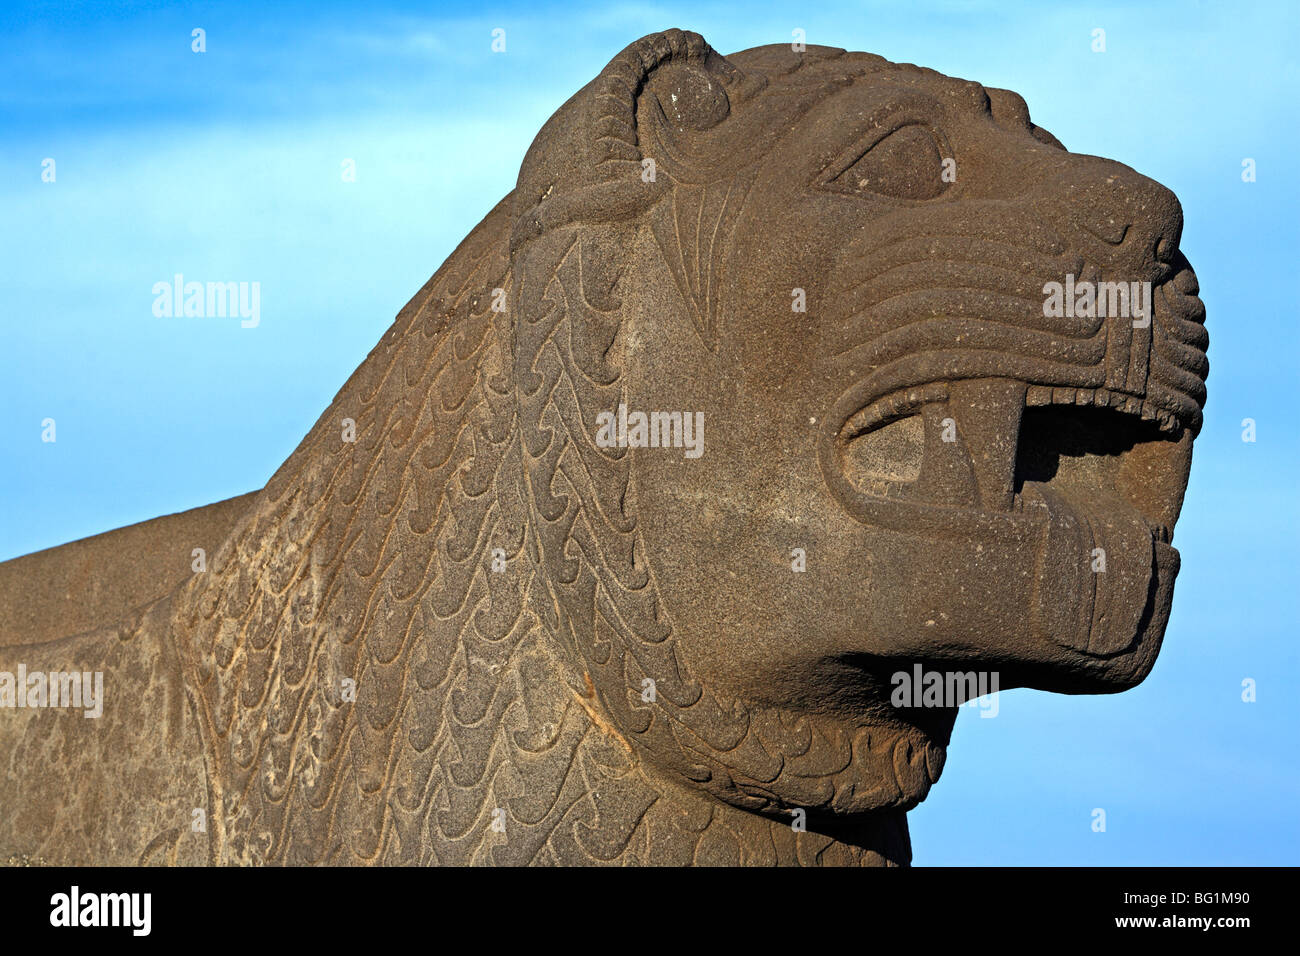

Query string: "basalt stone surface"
[0, 30, 1208, 866]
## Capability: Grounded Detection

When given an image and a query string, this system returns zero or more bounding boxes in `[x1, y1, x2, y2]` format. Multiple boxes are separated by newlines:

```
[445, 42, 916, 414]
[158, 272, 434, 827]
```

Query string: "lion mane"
[170, 31, 930, 866]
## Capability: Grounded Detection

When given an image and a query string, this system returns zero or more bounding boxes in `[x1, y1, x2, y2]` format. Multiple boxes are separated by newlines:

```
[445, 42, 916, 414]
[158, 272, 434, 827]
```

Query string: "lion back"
[170, 192, 543, 864]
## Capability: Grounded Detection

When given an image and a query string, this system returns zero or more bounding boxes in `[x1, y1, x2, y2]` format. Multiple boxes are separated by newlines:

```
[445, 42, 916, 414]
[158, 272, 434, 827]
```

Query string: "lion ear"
[510, 30, 762, 250]
[510, 30, 764, 347]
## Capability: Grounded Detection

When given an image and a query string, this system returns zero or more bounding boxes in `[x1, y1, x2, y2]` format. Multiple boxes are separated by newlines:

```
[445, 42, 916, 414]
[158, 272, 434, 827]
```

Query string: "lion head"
[506, 31, 1207, 820]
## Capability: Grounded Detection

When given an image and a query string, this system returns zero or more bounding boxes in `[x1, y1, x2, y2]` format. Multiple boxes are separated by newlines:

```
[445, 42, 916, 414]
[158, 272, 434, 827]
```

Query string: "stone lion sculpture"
[0, 30, 1207, 866]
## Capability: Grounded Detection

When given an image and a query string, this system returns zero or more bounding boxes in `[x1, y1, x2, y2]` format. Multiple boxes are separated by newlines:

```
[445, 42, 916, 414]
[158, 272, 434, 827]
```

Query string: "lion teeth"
[945, 378, 1025, 512]
[1025, 385, 1052, 406]
[844, 382, 950, 435]
[1024, 384, 1181, 435]
[844, 373, 1183, 446]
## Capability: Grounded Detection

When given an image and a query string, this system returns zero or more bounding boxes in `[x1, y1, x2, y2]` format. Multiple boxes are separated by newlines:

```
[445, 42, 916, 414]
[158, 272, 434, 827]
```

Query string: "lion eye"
[829, 124, 947, 200]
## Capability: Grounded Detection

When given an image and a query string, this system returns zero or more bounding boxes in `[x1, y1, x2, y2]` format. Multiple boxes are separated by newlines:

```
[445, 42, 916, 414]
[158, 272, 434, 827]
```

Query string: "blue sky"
[2, 0, 1296, 865]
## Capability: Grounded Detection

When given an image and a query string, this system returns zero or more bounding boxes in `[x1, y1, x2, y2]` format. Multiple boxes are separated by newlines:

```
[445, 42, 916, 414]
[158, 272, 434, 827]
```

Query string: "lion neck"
[172, 193, 909, 866]
[488, 623, 913, 866]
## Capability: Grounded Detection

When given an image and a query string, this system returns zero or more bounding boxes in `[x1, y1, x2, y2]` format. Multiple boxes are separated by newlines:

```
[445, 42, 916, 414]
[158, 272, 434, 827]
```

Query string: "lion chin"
[0, 29, 1205, 867]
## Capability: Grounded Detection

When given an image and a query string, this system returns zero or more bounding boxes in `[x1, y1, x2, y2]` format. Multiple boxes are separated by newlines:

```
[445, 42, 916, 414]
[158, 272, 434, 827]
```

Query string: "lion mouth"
[836, 380, 1188, 537]
[821, 373, 1194, 660]
[813, 239, 1206, 668]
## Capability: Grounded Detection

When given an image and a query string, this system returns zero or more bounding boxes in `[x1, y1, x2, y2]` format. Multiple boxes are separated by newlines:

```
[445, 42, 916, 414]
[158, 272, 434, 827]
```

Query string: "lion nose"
[1061, 162, 1184, 271]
